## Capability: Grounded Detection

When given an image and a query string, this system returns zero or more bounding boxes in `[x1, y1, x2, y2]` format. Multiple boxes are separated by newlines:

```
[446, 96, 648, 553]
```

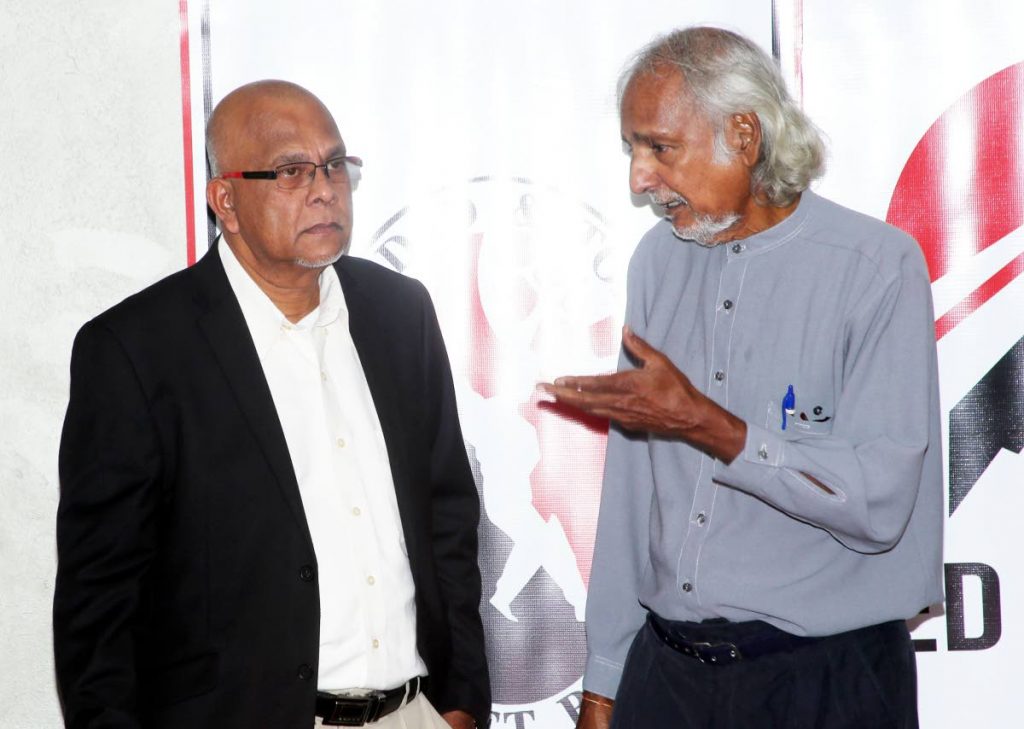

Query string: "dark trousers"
[610, 614, 919, 729]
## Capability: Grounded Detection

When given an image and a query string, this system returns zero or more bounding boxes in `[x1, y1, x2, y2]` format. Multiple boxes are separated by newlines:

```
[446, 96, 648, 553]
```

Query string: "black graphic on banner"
[944, 563, 1002, 651]
[948, 335, 1024, 515]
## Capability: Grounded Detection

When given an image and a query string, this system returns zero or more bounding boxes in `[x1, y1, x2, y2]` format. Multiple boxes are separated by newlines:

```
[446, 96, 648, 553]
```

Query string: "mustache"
[648, 192, 685, 207]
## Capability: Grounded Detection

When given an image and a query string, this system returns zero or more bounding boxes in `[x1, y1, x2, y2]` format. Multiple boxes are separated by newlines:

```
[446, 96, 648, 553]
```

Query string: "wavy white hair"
[620, 26, 825, 207]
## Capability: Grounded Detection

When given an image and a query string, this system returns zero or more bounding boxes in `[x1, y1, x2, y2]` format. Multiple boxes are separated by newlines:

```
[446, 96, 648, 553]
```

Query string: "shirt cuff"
[581, 654, 625, 699]
[713, 422, 785, 487]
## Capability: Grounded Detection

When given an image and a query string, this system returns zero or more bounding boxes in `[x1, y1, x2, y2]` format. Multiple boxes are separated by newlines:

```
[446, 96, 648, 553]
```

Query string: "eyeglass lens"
[274, 157, 361, 190]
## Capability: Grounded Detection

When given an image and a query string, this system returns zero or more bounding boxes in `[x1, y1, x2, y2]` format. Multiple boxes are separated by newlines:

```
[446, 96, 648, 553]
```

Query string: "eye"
[276, 163, 307, 178]
[652, 143, 671, 154]
[326, 157, 347, 173]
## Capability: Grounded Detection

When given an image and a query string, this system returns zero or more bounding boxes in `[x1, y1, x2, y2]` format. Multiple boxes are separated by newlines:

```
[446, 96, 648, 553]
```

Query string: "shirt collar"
[724, 189, 815, 259]
[218, 241, 347, 358]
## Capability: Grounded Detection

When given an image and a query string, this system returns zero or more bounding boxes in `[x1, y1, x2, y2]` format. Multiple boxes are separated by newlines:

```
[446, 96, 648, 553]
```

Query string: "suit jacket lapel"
[190, 246, 315, 552]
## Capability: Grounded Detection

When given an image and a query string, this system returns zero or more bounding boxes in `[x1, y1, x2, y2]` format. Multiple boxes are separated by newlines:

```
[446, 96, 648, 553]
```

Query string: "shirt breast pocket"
[764, 384, 835, 436]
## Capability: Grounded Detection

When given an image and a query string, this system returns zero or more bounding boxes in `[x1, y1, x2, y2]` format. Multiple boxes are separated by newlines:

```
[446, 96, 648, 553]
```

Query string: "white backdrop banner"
[178, 0, 1024, 725]
[775, 0, 1024, 725]
[184, 3, 769, 726]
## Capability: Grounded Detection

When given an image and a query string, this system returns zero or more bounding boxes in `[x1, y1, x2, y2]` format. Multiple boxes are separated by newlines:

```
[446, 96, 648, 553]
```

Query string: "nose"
[628, 153, 658, 195]
[306, 163, 339, 205]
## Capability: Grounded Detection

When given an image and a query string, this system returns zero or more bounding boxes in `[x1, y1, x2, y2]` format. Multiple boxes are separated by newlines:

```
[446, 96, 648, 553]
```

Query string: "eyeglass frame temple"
[218, 156, 363, 182]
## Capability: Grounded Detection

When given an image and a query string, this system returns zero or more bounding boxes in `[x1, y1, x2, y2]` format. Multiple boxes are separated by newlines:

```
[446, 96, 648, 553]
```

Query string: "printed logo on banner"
[888, 60, 1024, 651]
[369, 177, 618, 725]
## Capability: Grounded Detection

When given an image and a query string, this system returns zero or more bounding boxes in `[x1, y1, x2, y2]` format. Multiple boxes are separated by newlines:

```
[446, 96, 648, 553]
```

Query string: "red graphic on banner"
[178, 0, 197, 266]
[467, 233, 498, 399]
[465, 233, 607, 586]
[887, 61, 1024, 339]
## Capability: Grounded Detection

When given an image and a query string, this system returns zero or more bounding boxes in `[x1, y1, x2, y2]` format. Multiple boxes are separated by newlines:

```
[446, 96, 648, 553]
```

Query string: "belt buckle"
[693, 640, 743, 665]
[322, 691, 386, 726]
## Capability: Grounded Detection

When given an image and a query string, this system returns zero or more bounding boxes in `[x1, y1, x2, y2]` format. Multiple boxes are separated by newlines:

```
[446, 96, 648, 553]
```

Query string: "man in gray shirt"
[543, 26, 943, 729]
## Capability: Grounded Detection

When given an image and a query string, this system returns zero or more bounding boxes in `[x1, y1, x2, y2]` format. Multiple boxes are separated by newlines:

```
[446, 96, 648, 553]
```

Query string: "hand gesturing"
[541, 326, 745, 463]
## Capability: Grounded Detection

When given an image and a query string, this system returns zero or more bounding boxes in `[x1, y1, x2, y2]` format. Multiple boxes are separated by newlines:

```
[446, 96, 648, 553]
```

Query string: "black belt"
[316, 676, 424, 726]
[647, 613, 823, 665]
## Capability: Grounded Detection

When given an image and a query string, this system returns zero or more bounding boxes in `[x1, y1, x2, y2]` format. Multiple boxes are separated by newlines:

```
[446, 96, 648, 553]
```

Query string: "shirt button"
[298, 564, 315, 582]
[372, 639, 380, 649]
[321, 371, 327, 382]
[758, 444, 769, 460]
[352, 506, 361, 516]
[682, 582, 693, 593]
[367, 575, 376, 586]
[732, 243, 744, 254]
[723, 299, 733, 310]
[297, 663, 313, 681]
[696, 512, 706, 526]
[336, 437, 346, 448]
[714, 370, 725, 382]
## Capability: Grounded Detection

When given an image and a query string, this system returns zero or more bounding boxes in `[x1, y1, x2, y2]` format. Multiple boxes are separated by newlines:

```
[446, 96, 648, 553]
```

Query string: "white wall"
[0, 2, 185, 725]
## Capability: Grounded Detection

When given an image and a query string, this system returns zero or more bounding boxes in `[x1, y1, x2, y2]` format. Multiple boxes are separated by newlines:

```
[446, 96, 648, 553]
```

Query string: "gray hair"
[620, 26, 825, 207]
[206, 126, 222, 178]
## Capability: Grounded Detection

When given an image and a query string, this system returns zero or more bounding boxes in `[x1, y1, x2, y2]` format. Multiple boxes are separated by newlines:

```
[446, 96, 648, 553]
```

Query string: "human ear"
[728, 112, 761, 166]
[206, 179, 241, 234]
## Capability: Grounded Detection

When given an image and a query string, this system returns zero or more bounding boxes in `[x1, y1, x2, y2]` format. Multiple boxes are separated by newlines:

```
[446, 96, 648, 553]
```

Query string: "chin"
[671, 211, 741, 247]
[296, 248, 344, 269]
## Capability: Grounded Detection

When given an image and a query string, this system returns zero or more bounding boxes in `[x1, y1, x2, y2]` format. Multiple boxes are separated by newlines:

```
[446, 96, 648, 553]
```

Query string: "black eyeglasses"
[218, 155, 363, 191]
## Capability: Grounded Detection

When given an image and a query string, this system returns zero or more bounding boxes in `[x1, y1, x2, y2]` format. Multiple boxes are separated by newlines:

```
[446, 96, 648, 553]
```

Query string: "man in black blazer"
[54, 80, 490, 729]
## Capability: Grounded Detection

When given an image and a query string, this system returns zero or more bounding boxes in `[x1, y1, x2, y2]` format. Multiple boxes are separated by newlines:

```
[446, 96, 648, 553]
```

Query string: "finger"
[551, 373, 630, 392]
[542, 384, 631, 412]
[622, 326, 654, 362]
[543, 387, 658, 432]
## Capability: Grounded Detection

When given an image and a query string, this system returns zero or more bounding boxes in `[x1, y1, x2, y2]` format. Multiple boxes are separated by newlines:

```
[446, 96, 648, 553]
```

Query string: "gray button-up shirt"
[583, 191, 944, 697]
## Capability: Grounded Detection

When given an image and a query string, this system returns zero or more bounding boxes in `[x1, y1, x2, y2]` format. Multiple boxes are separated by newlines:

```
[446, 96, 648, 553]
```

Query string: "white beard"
[670, 212, 741, 247]
[648, 192, 740, 247]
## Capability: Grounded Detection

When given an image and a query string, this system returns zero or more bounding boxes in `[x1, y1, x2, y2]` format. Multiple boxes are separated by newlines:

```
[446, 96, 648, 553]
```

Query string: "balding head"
[204, 80, 354, 309]
[206, 80, 336, 177]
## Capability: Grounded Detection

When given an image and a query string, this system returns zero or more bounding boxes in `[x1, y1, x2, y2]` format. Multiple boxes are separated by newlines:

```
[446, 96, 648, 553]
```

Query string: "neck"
[718, 192, 801, 244]
[226, 238, 323, 323]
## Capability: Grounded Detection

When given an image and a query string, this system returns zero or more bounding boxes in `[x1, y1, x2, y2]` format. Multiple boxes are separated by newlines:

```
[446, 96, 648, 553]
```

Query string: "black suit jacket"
[54, 246, 491, 728]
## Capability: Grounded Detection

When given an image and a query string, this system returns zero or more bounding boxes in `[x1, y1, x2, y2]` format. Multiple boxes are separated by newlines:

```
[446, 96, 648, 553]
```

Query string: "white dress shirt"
[219, 242, 427, 691]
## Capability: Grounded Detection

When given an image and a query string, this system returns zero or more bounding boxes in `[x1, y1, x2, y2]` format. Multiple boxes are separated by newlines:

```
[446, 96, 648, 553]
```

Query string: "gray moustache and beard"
[648, 193, 740, 248]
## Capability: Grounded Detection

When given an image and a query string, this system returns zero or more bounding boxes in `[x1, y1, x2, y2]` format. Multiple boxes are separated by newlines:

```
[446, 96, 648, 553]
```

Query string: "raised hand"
[541, 326, 746, 463]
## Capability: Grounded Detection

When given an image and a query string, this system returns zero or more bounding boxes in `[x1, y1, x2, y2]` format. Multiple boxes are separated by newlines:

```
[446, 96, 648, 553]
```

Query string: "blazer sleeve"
[418, 288, 492, 727]
[54, 320, 162, 729]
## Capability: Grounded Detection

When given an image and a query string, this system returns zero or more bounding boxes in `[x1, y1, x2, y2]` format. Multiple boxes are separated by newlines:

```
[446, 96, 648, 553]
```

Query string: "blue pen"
[782, 385, 795, 430]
